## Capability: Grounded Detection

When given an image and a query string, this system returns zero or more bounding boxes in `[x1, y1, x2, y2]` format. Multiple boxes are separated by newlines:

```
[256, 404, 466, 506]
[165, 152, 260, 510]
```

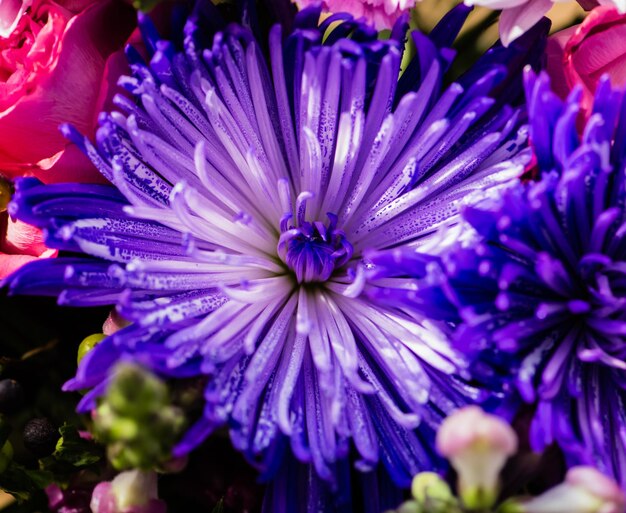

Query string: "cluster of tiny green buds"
[385, 472, 460, 513]
[93, 363, 185, 471]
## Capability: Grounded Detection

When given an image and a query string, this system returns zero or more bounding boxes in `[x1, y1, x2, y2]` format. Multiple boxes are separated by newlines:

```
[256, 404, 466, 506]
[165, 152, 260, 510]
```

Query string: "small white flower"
[520, 466, 625, 513]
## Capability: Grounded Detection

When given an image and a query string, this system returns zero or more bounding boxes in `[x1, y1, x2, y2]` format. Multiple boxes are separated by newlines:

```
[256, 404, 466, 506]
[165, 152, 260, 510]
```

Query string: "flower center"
[277, 213, 353, 283]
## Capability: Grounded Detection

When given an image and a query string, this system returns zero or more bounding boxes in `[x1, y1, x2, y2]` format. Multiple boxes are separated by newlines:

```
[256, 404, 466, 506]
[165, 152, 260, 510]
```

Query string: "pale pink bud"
[520, 466, 625, 513]
[436, 406, 517, 509]
[103, 310, 131, 336]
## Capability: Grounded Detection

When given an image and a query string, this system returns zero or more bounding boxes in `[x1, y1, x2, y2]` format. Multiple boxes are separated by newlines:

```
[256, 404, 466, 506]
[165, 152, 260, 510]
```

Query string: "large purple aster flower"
[4, 1, 547, 509]
[372, 71, 626, 487]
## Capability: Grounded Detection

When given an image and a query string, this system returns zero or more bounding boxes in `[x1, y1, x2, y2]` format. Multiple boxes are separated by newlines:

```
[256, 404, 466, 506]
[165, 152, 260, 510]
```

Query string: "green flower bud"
[106, 365, 168, 416]
[77, 334, 106, 364]
[94, 363, 184, 470]
[412, 472, 453, 504]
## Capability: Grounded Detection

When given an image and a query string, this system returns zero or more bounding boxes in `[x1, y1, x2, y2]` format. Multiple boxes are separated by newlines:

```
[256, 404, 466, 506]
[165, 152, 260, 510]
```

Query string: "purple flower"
[372, 71, 626, 486]
[4, 1, 547, 509]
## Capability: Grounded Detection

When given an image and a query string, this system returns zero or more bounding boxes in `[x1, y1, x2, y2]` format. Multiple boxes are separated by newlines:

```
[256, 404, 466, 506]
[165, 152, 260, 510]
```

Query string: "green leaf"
[53, 424, 101, 467]
[39, 424, 102, 482]
[0, 463, 52, 503]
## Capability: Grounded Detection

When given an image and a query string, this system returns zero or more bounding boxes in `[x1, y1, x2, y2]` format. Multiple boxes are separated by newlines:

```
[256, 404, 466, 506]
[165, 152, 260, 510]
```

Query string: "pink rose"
[0, 0, 135, 184]
[547, 6, 626, 111]
[293, 0, 417, 30]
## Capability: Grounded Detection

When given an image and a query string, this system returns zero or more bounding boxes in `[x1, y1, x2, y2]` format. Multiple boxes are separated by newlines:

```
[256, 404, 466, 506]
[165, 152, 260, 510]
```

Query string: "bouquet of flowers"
[1, 0, 626, 511]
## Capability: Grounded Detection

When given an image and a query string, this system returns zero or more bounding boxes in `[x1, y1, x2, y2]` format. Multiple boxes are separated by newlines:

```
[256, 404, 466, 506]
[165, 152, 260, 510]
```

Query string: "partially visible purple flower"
[370, 71, 626, 486]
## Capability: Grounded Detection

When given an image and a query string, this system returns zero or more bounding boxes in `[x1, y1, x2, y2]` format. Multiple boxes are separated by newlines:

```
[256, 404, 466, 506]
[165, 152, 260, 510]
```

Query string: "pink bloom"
[0, 0, 135, 184]
[103, 309, 132, 336]
[0, 214, 56, 278]
[466, 0, 625, 47]
[293, 0, 418, 29]
[520, 466, 625, 513]
[90, 471, 167, 513]
[547, 6, 626, 111]
[46, 483, 92, 513]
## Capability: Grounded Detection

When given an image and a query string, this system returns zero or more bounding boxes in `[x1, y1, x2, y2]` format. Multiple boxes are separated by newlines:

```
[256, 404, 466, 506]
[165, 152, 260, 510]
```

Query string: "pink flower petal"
[545, 26, 578, 99]
[0, 216, 57, 278]
[91, 483, 118, 513]
[0, 0, 32, 38]
[569, 25, 626, 88]
[0, 253, 42, 278]
[566, 467, 625, 506]
[499, 0, 553, 47]
[33, 142, 108, 184]
[1, 217, 49, 256]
